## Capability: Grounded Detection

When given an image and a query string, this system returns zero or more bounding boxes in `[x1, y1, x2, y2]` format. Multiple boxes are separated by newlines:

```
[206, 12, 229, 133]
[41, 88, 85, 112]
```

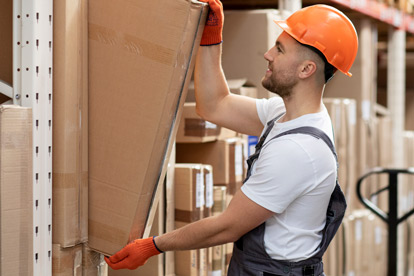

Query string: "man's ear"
[298, 60, 317, 79]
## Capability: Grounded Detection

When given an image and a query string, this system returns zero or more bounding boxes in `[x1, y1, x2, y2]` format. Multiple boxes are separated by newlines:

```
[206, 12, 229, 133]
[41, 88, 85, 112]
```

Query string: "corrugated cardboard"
[0, 0, 12, 104]
[175, 164, 204, 223]
[88, 0, 208, 255]
[176, 103, 221, 143]
[53, 0, 89, 248]
[221, 10, 283, 99]
[52, 244, 83, 276]
[0, 105, 33, 276]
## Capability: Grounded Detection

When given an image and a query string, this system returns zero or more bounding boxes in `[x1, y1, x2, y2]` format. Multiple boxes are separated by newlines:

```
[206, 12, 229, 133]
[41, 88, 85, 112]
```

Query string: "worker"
[105, 1, 358, 275]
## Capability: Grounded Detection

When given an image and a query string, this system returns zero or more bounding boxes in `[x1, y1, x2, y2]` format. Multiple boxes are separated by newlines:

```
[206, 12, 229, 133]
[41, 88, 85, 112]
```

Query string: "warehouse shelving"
[0, 0, 53, 275]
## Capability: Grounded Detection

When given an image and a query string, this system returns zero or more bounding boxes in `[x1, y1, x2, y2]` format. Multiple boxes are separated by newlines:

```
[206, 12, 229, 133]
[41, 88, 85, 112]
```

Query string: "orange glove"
[104, 237, 162, 270]
[199, 0, 224, 46]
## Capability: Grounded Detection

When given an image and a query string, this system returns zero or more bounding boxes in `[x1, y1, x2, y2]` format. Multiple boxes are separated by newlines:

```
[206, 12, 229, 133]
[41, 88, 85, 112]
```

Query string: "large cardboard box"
[109, 198, 165, 276]
[53, 0, 89, 248]
[88, 0, 208, 255]
[0, 105, 33, 276]
[221, 10, 284, 99]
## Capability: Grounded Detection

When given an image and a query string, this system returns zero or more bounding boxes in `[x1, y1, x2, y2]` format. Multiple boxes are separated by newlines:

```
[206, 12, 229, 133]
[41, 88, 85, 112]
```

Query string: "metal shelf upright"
[10, 0, 53, 275]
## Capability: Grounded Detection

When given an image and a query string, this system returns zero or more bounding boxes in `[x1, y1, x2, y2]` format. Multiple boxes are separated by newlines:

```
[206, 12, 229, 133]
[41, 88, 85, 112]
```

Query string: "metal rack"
[0, 0, 53, 275]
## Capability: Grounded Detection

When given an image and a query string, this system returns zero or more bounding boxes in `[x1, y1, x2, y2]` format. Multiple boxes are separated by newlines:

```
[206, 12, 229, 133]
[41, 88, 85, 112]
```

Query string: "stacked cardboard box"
[0, 105, 33, 276]
[176, 138, 245, 195]
[174, 164, 206, 276]
[52, 0, 96, 273]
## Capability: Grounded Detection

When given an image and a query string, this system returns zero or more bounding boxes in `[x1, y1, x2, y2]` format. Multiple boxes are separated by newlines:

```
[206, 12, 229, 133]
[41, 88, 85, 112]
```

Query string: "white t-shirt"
[241, 96, 337, 262]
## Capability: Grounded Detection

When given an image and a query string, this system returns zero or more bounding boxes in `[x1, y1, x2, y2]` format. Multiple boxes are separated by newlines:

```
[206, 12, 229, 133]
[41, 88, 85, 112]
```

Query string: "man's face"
[262, 32, 302, 98]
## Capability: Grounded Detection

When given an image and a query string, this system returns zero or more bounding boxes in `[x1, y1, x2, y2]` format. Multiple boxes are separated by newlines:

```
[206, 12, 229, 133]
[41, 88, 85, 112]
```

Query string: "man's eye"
[277, 47, 282, 52]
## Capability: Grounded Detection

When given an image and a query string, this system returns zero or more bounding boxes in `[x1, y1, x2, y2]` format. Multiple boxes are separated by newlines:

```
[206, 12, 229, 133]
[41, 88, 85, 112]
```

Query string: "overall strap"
[266, 126, 338, 167]
[255, 112, 285, 152]
[244, 112, 285, 182]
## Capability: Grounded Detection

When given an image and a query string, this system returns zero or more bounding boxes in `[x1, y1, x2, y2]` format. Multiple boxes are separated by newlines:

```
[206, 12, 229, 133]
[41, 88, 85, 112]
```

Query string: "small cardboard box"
[88, 0, 208, 255]
[0, 105, 33, 276]
[176, 103, 221, 143]
[175, 164, 205, 223]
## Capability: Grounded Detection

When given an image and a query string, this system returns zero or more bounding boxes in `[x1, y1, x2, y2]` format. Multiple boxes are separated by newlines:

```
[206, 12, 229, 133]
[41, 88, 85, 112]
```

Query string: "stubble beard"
[261, 71, 297, 99]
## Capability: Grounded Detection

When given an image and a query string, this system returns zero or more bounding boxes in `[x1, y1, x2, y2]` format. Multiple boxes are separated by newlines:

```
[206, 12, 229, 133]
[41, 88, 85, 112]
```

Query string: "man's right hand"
[199, 0, 224, 46]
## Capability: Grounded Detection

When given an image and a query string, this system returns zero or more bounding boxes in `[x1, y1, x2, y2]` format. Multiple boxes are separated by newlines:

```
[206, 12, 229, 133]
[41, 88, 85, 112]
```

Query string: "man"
[105, 1, 358, 275]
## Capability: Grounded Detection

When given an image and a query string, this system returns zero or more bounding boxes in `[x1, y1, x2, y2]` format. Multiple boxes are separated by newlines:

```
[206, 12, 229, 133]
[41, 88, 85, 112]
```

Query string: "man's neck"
[279, 85, 324, 123]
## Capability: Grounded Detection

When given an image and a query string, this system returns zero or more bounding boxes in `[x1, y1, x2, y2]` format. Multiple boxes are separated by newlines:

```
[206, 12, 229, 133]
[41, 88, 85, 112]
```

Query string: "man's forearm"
[194, 44, 230, 121]
[153, 215, 236, 252]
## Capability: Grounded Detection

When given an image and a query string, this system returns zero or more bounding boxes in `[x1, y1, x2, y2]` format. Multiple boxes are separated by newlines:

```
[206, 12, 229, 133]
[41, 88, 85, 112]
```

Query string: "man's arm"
[105, 190, 274, 270]
[154, 190, 274, 251]
[194, 45, 264, 137]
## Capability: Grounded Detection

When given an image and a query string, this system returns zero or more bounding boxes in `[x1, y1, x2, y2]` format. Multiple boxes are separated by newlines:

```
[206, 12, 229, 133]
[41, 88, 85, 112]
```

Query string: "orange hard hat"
[274, 5, 358, 77]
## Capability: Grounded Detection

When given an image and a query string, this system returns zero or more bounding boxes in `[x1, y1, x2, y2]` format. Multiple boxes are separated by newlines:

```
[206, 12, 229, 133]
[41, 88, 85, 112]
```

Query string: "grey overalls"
[228, 115, 347, 276]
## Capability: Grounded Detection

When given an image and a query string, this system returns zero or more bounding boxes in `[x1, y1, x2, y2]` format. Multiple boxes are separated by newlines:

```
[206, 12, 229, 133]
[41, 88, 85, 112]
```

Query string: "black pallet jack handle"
[356, 167, 414, 276]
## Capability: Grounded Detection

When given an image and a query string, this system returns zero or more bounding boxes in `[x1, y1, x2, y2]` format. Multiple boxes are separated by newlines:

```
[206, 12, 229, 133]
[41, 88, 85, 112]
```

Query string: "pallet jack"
[357, 168, 414, 276]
